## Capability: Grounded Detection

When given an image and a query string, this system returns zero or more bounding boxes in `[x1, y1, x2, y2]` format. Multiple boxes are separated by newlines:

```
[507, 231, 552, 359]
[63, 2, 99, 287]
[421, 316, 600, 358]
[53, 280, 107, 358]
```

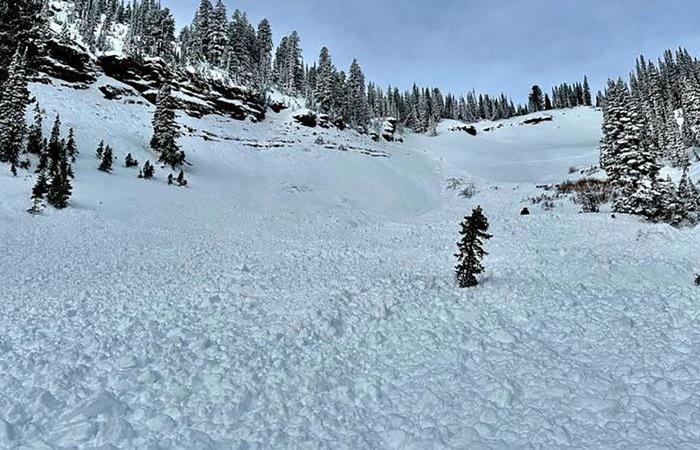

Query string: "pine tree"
[227, 9, 255, 84]
[176, 169, 188, 186]
[28, 170, 48, 214]
[347, 59, 370, 129]
[601, 79, 663, 219]
[455, 206, 493, 288]
[256, 19, 273, 88]
[45, 115, 73, 209]
[139, 160, 155, 179]
[0, 0, 46, 82]
[96, 140, 105, 159]
[0, 47, 29, 166]
[315, 47, 336, 115]
[208, 0, 228, 66]
[528, 85, 544, 112]
[98, 145, 113, 172]
[26, 102, 44, 155]
[583, 76, 592, 106]
[190, 0, 213, 61]
[150, 83, 184, 168]
[125, 152, 139, 167]
[66, 128, 78, 161]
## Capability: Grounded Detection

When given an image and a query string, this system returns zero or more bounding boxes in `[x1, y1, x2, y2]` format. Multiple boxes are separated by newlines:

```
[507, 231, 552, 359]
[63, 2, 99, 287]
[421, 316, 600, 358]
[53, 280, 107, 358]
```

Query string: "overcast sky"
[161, 0, 700, 103]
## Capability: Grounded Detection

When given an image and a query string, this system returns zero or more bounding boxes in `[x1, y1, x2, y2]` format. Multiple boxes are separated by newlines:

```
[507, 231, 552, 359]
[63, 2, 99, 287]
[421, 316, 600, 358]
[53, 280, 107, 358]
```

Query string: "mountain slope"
[1, 79, 699, 448]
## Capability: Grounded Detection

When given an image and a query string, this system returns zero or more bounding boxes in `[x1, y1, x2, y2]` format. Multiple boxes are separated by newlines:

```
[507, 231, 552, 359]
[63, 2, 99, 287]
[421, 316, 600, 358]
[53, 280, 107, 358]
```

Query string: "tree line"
[600, 47, 700, 226]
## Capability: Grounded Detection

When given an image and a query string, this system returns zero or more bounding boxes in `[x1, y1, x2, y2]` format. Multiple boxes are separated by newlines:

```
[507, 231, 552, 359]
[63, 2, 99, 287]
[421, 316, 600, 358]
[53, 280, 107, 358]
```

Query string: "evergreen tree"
[315, 47, 336, 115]
[66, 128, 78, 162]
[98, 145, 114, 172]
[190, 0, 213, 61]
[455, 206, 493, 288]
[28, 170, 48, 214]
[139, 160, 155, 179]
[256, 19, 273, 88]
[347, 59, 370, 129]
[176, 169, 188, 186]
[0, 0, 46, 82]
[45, 115, 73, 209]
[600, 79, 663, 219]
[544, 94, 553, 110]
[0, 47, 29, 166]
[528, 85, 544, 112]
[150, 83, 184, 168]
[227, 9, 256, 84]
[583, 76, 592, 106]
[208, 0, 228, 66]
[96, 140, 105, 159]
[125, 152, 139, 167]
[26, 102, 44, 155]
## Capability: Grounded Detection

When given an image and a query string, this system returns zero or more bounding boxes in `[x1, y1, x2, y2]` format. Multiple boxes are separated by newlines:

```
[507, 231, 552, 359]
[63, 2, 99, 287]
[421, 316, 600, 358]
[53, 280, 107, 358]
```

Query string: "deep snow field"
[1, 77, 700, 449]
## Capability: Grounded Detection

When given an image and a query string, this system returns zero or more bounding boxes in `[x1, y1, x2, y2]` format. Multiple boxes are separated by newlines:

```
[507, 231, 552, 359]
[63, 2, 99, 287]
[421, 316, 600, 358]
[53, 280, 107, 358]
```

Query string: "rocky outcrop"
[33, 38, 98, 85]
[522, 115, 553, 125]
[449, 124, 478, 136]
[32, 42, 266, 121]
[292, 109, 318, 128]
[98, 84, 138, 100]
[371, 118, 403, 143]
[98, 54, 265, 122]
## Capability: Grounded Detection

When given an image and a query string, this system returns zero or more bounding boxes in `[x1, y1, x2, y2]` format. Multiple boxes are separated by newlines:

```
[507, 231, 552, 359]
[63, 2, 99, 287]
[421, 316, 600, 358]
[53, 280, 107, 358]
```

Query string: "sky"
[162, 0, 700, 104]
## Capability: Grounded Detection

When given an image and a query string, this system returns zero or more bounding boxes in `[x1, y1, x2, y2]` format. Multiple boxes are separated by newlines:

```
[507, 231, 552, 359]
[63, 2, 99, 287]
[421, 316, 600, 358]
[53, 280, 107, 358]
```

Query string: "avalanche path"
[0, 81, 699, 449]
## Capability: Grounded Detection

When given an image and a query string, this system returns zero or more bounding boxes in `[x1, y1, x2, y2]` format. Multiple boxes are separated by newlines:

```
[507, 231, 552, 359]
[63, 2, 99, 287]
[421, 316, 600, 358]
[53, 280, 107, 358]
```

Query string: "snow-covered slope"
[1, 79, 700, 449]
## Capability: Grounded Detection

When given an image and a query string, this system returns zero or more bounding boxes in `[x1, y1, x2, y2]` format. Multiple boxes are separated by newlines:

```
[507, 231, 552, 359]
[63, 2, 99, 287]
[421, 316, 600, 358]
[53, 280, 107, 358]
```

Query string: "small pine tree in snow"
[125, 153, 139, 168]
[455, 206, 493, 288]
[96, 140, 105, 159]
[28, 169, 49, 213]
[176, 170, 188, 186]
[66, 128, 78, 162]
[150, 83, 184, 168]
[26, 102, 44, 155]
[139, 160, 155, 179]
[45, 116, 73, 209]
[98, 145, 113, 172]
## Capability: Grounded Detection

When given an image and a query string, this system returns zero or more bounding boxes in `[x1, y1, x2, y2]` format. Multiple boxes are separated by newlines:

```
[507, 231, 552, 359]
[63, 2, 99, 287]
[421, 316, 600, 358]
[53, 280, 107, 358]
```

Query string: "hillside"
[1, 75, 699, 448]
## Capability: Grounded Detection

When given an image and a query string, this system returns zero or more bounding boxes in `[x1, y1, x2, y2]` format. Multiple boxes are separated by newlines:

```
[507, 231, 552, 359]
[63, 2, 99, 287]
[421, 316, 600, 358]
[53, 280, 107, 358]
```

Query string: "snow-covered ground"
[1, 78, 700, 448]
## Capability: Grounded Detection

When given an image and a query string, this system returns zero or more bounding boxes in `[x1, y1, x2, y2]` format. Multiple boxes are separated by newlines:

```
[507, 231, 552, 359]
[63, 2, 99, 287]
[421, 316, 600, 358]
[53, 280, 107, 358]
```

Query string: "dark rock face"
[317, 114, 331, 129]
[98, 54, 265, 122]
[33, 38, 97, 85]
[450, 124, 478, 136]
[98, 84, 137, 100]
[292, 110, 318, 128]
[522, 116, 553, 125]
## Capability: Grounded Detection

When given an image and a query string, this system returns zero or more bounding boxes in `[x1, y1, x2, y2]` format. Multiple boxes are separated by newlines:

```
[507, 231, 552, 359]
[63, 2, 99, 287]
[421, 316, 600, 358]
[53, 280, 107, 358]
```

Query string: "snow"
[1, 77, 700, 448]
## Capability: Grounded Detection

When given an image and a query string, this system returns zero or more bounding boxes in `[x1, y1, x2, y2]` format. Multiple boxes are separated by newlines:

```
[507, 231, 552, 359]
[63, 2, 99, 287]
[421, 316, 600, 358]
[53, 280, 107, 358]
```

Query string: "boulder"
[98, 84, 137, 100]
[522, 115, 553, 125]
[292, 109, 318, 128]
[269, 101, 287, 113]
[317, 114, 332, 129]
[521, 207, 531, 216]
[449, 124, 477, 136]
